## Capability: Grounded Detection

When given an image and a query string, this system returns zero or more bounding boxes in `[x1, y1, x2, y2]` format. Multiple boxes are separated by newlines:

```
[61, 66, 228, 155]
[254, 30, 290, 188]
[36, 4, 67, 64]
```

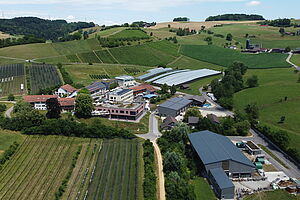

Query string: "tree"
[226, 33, 233, 41]
[75, 94, 94, 118]
[235, 120, 250, 136]
[285, 46, 291, 52]
[78, 88, 90, 94]
[246, 75, 259, 88]
[164, 151, 183, 173]
[201, 25, 205, 31]
[46, 98, 61, 119]
[13, 100, 32, 113]
[161, 84, 169, 94]
[0, 104, 6, 113]
[83, 31, 89, 40]
[170, 85, 176, 95]
[150, 32, 153, 36]
[279, 28, 285, 35]
[8, 94, 15, 101]
[218, 97, 233, 110]
[279, 116, 286, 123]
[244, 103, 259, 121]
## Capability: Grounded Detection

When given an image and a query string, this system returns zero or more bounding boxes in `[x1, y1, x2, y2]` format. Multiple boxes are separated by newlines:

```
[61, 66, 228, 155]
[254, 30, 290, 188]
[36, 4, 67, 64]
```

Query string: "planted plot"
[29, 63, 62, 94]
[0, 63, 26, 96]
[0, 136, 92, 200]
[66, 54, 81, 63]
[89, 74, 110, 79]
[95, 50, 118, 64]
[86, 139, 143, 200]
[77, 52, 102, 63]
[124, 67, 140, 74]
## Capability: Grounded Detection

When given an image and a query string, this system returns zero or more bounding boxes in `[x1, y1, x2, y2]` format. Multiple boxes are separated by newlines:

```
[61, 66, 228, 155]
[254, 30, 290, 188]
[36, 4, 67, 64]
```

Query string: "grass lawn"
[233, 68, 300, 157]
[109, 29, 149, 39]
[291, 54, 300, 66]
[191, 177, 216, 200]
[78, 112, 150, 135]
[257, 144, 289, 169]
[94, 27, 127, 37]
[209, 23, 300, 49]
[178, 33, 228, 47]
[64, 63, 152, 86]
[0, 57, 25, 65]
[244, 189, 300, 200]
[180, 45, 290, 69]
[0, 129, 25, 156]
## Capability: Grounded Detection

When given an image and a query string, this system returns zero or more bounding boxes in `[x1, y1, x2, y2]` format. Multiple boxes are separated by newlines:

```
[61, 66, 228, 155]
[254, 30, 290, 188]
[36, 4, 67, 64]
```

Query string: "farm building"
[158, 97, 192, 117]
[189, 130, 255, 177]
[183, 95, 207, 106]
[55, 84, 77, 97]
[86, 82, 107, 97]
[108, 89, 134, 103]
[146, 70, 190, 83]
[23, 95, 75, 111]
[94, 102, 145, 121]
[207, 114, 220, 124]
[115, 75, 136, 87]
[208, 168, 235, 199]
[129, 84, 157, 96]
[137, 67, 172, 80]
[189, 130, 256, 199]
[160, 116, 177, 130]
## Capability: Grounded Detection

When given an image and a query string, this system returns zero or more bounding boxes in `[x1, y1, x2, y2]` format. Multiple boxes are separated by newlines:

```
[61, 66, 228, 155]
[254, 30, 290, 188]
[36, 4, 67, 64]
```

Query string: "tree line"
[173, 17, 190, 22]
[0, 35, 45, 48]
[143, 140, 156, 200]
[206, 14, 265, 21]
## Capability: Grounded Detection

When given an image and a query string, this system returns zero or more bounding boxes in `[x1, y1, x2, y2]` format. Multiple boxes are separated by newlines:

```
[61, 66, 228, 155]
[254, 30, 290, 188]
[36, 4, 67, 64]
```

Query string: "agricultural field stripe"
[120, 141, 133, 200]
[0, 136, 44, 190]
[118, 140, 130, 200]
[7, 136, 60, 200]
[76, 54, 83, 63]
[40, 138, 76, 200]
[102, 140, 123, 200]
[17, 136, 65, 200]
[0, 136, 49, 199]
[166, 55, 183, 66]
[106, 49, 120, 64]
[128, 141, 138, 199]
[135, 140, 144, 199]
[93, 50, 103, 63]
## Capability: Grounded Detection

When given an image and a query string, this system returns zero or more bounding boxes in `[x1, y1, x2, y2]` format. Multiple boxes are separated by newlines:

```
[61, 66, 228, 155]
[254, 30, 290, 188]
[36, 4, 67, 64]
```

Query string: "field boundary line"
[166, 55, 183, 66]
[76, 53, 83, 63]
[106, 49, 120, 64]
[0, 56, 26, 61]
[93, 50, 103, 63]
[55, 65, 65, 84]
[177, 44, 182, 53]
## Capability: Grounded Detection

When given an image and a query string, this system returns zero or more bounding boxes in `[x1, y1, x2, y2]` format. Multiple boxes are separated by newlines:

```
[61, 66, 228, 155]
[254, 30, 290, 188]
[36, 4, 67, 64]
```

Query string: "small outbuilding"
[160, 116, 178, 130]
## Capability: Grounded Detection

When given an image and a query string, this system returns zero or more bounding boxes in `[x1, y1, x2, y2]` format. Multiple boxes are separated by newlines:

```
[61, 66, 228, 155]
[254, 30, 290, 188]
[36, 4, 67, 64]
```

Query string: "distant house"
[85, 82, 107, 97]
[129, 84, 157, 96]
[23, 95, 75, 111]
[158, 97, 192, 117]
[160, 116, 177, 130]
[55, 84, 77, 97]
[115, 75, 136, 87]
[207, 114, 220, 124]
[184, 95, 206, 107]
[108, 88, 134, 103]
[293, 48, 300, 54]
[270, 48, 286, 53]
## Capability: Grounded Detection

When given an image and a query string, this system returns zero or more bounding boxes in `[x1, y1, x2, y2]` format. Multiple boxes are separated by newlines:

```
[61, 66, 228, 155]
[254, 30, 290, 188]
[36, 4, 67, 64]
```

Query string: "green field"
[145, 28, 176, 39]
[0, 135, 95, 200]
[233, 68, 300, 154]
[64, 63, 152, 85]
[77, 51, 102, 63]
[192, 177, 216, 200]
[181, 45, 290, 68]
[95, 49, 118, 64]
[291, 54, 300, 66]
[29, 64, 62, 94]
[109, 29, 149, 39]
[0, 57, 25, 64]
[87, 139, 143, 200]
[244, 189, 300, 200]
[0, 130, 25, 156]
[210, 23, 300, 49]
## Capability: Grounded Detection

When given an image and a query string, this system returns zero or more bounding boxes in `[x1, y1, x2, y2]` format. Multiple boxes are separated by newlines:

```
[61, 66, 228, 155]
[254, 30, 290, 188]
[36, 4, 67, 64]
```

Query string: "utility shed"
[188, 130, 255, 178]
[208, 168, 235, 199]
[158, 97, 192, 117]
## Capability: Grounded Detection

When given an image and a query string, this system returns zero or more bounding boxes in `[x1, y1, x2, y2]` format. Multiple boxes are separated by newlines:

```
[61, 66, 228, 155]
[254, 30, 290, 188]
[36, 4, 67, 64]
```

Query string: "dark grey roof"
[160, 116, 177, 129]
[86, 82, 106, 93]
[189, 130, 255, 167]
[188, 116, 199, 124]
[184, 95, 206, 104]
[209, 168, 234, 189]
[158, 97, 192, 111]
[116, 89, 132, 96]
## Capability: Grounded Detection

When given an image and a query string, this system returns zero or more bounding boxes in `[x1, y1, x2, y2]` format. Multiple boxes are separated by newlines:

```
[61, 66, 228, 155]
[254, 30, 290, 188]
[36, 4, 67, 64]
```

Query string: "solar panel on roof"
[154, 69, 221, 86]
[146, 70, 190, 82]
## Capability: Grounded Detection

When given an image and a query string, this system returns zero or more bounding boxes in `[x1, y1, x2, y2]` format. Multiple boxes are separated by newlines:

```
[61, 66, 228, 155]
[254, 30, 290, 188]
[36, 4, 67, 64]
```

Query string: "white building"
[108, 89, 134, 103]
[55, 84, 77, 97]
[115, 75, 136, 87]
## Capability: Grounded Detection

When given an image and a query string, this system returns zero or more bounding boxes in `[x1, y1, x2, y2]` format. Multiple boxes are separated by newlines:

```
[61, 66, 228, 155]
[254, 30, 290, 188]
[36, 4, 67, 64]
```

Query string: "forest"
[205, 14, 265, 21]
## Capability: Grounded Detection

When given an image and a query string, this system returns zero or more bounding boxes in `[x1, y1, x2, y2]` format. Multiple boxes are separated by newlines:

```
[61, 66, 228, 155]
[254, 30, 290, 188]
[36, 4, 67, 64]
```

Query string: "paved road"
[136, 111, 166, 200]
[286, 52, 300, 70]
[5, 106, 14, 118]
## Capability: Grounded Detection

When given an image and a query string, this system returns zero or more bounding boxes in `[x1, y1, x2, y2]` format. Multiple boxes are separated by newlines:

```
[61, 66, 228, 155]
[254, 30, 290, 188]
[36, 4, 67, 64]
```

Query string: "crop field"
[177, 33, 228, 47]
[95, 50, 118, 63]
[233, 68, 300, 154]
[244, 189, 299, 200]
[291, 54, 300, 66]
[0, 135, 94, 200]
[95, 27, 127, 37]
[145, 28, 176, 39]
[0, 57, 25, 65]
[86, 139, 143, 200]
[34, 55, 70, 64]
[77, 52, 102, 63]
[0, 130, 25, 156]
[109, 29, 150, 39]
[109, 41, 177, 66]
[64, 63, 152, 85]
[66, 54, 81, 63]
[210, 23, 300, 49]
[0, 63, 26, 96]
[29, 64, 62, 94]
[180, 45, 290, 68]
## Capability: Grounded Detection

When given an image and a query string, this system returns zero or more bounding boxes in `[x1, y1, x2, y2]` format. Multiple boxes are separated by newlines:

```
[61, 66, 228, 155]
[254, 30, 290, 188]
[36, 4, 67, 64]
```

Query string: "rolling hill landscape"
[0, 9, 300, 200]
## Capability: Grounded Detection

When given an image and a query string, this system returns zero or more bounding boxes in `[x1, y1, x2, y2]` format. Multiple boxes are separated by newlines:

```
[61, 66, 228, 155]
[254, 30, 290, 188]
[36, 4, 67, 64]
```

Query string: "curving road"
[286, 52, 300, 70]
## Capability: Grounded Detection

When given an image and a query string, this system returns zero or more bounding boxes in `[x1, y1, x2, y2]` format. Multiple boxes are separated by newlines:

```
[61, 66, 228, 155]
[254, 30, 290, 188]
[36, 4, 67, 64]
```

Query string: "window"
[120, 111, 124, 114]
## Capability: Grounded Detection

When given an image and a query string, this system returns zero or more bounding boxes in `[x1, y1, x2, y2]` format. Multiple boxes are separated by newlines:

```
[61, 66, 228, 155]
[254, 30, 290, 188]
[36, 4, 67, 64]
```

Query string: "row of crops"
[0, 64, 26, 96]
[0, 136, 93, 200]
[87, 139, 143, 200]
[29, 63, 62, 94]
[89, 74, 110, 79]
[124, 67, 140, 74]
